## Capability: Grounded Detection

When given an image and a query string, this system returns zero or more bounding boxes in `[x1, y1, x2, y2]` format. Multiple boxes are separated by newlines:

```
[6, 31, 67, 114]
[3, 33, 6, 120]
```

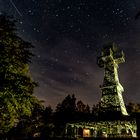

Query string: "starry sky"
[1, 0, 140, 109]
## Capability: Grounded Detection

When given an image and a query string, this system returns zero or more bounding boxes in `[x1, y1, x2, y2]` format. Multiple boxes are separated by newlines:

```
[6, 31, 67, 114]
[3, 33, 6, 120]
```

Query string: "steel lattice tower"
[97, 43, 128, 116]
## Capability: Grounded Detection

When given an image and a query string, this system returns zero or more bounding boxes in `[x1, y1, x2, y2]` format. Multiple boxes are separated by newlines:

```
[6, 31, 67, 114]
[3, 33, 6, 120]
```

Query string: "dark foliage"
[0, 13, 43, 137]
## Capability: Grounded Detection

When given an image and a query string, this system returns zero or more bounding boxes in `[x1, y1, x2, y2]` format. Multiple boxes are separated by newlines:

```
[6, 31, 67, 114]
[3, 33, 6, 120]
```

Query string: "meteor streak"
[9, 0, 22, 16]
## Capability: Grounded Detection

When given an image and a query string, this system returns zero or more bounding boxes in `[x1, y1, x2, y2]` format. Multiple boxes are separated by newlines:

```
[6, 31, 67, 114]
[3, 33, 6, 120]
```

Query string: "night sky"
[1, 0, 140, 109]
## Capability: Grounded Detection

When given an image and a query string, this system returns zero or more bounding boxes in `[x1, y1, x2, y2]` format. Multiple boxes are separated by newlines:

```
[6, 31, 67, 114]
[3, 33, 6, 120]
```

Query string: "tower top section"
[97, 43, 125, 68]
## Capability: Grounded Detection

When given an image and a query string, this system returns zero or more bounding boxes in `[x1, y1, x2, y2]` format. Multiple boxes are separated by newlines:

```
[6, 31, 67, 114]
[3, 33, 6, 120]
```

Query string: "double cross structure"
[65, 43, 137, 138]
[97, 43, 128, 116]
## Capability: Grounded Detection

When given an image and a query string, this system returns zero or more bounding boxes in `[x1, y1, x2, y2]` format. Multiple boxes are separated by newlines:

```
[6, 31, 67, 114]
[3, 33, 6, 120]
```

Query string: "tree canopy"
[0, 14, 42, 134]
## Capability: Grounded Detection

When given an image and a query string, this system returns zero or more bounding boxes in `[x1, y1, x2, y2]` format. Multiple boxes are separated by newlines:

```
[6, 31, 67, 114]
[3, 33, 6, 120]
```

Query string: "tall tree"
[76, 100, 91, 121]
[0, 13, 40, 134]
[55, 94, 76, 123]
[53, 94, 76, 136]
[41, 106, 54, 139]
[77, 100, 86, 113]
[91, 103, 100, 119]
[44, 106, 53, 123]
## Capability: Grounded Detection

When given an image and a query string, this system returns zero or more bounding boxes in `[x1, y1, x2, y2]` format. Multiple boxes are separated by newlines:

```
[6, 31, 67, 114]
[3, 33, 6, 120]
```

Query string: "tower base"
[66, 118, 137, 138]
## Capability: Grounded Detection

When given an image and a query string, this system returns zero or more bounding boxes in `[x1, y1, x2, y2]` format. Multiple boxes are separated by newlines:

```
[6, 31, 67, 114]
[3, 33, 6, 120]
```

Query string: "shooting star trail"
[9, 0, 22, 16]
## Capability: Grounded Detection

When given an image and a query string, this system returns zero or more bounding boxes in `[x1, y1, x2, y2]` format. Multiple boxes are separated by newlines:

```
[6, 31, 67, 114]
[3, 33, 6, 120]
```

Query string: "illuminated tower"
[66, 43, 137, 138]
[97, 43, 128, 116]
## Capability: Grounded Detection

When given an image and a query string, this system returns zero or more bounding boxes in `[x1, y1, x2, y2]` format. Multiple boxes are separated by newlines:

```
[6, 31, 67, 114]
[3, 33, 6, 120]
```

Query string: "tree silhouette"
[53, 94, 76, 136]
[0, 13, 40, 135]
[54, 94, 76, 123]
[40, 106, 54, 139]
[77, 100, 86, 112]
[91, 103, 101, 121]
[76, 100, 91, 121]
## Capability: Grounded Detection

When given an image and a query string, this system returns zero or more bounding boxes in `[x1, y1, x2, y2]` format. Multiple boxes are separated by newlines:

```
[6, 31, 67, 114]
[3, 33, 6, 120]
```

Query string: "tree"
[77, 100, 86, 113]
[91, 103, 100, 119]
[41, 106, 54, 139]
[0, 13, 40, 135]
[55, 94, 76, 123]
[53, 94, 76, 136]
[126, 103, 140, 115]
[9, 100, 45, 139]
[44, 106, 53, 123]
[76, 100, 91, 121]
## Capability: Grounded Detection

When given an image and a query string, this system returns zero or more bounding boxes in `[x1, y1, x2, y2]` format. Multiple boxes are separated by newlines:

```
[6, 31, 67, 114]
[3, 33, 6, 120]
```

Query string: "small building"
[66, 118, 137, 138]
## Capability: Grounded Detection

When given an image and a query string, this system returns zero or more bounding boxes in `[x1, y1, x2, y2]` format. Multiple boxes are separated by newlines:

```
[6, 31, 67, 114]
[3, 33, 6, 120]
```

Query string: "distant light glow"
[83, 129, 90, 137]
